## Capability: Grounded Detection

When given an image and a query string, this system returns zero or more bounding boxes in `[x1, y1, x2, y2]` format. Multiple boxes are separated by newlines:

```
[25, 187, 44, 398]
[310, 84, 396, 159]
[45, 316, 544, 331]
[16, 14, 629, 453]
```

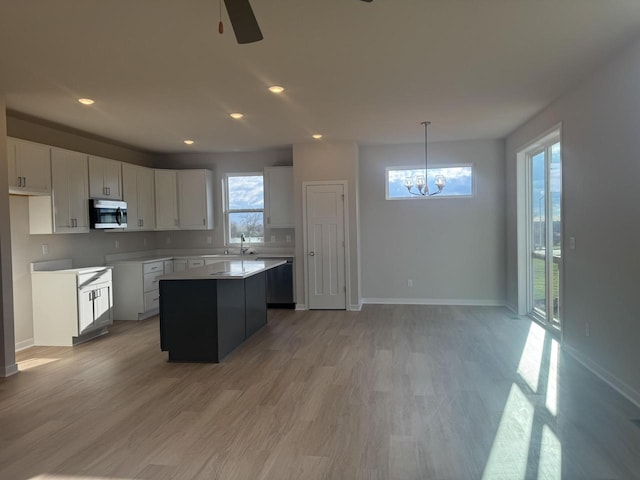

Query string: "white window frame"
[385, 164, 475, 200]
[223, 172, 265, 246]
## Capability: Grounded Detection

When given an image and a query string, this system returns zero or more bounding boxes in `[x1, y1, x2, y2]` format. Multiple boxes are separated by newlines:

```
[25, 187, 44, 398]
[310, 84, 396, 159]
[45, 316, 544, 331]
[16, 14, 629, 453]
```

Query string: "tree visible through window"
[226, 174, 264, 244]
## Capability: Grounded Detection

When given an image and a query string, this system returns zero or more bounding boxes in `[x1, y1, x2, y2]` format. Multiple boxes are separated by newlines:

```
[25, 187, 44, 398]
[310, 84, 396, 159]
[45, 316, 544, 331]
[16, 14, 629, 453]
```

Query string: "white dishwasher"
[31, 259, 114, 346]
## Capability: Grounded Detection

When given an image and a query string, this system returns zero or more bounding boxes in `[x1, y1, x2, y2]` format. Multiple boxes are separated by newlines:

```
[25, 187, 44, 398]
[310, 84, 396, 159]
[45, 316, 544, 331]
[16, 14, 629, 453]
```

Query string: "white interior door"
[305, 184, 346, 310]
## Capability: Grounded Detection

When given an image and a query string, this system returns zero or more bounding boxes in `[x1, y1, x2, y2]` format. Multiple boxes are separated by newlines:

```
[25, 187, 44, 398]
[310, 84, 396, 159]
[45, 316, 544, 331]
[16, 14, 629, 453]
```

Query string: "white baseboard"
[563, 343, 640, 409]
[505, 303, 518, 314]
[361, 298, 506, 307]
[348, 303, 362, 312]
[295, 303, 308, 311]
[1, 364, 19, 377]
[15, 338, 34, 352]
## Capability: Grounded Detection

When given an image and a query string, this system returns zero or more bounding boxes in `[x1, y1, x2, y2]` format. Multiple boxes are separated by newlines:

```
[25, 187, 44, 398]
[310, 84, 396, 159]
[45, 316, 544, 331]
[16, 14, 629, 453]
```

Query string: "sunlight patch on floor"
[481, 383, 535, 480]
[18, 357, 59, 371]
[538, 424, 562, 479]
[516, 322, 545, 392]
[545, 338, 559, 416]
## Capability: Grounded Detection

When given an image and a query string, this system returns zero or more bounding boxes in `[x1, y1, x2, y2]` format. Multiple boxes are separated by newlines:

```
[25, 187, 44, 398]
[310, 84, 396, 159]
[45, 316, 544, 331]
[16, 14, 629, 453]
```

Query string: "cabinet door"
[68, 152, 89, 231]
[78, 287, 95, 335]
[92, 285, 113, 327]
[8, 139, 51, 193]
[265, 166, 294, 228]
[137, 166, 155, 230]
[173, 259, 187, 272]
[51, 149, 89, 233]
[164, 260, 174, 274]
[122, 163, 140, 230]
[89, 156, 122, 199]
[155, 170, 179, 230]
[178, 170, 207, 230]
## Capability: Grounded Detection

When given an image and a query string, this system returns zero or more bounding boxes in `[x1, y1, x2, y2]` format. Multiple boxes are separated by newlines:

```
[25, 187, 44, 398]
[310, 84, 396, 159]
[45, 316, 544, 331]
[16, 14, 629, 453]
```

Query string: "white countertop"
[159, 259, 286, 280]
[108, 253, 293, 265]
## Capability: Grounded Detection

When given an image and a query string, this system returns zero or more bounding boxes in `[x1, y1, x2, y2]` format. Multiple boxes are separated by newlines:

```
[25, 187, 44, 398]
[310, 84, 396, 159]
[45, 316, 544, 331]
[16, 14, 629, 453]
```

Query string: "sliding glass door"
[529, 141, 562, 327]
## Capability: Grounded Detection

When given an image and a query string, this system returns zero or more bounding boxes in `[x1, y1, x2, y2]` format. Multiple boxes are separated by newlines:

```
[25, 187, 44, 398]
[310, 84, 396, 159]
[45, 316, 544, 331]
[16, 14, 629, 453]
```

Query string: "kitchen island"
[159, 259, 285, 362]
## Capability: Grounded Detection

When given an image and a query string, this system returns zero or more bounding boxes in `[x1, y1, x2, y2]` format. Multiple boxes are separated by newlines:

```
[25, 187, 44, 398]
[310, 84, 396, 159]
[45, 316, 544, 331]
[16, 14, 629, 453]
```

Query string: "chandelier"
[404, 121, 446, 196]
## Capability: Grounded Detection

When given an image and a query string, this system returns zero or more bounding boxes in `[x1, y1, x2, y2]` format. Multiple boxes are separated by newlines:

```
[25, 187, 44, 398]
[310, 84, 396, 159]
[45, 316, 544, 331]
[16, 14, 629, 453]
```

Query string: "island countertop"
[159, 259, 286, 280]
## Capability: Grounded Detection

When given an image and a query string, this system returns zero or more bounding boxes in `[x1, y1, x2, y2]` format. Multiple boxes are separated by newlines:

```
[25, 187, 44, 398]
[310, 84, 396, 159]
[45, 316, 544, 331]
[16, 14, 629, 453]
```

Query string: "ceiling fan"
[221, 0, 373, 45]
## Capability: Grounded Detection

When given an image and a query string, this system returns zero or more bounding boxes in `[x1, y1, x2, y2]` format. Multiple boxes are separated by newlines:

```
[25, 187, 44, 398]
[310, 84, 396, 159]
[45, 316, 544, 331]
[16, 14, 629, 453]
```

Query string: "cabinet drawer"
[78, 268, 112, 287]
[143, 261, 164, 274]
[188, 259, 205, 269]
[143, 271, 163, 292]
[144, 289, 160, 312]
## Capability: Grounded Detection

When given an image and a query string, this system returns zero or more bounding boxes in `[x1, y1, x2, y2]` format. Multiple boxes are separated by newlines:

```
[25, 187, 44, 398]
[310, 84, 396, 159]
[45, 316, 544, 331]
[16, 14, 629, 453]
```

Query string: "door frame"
[302, 180, 351, 310]
[516, 123, 563, 332]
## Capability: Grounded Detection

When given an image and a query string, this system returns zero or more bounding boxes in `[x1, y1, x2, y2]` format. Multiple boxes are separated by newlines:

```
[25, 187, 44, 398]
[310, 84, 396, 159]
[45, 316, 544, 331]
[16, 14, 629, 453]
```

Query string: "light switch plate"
[41, 244, 48, 256]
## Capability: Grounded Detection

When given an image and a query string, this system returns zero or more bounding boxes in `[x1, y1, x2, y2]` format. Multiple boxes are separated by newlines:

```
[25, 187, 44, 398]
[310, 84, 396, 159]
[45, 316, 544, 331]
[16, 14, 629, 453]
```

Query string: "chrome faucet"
[240, 233, 249, 255]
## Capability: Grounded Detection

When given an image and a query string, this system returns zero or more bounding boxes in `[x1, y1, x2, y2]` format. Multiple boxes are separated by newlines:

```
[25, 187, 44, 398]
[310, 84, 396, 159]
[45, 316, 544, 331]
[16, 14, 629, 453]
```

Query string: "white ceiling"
[1, 0, 640, 153]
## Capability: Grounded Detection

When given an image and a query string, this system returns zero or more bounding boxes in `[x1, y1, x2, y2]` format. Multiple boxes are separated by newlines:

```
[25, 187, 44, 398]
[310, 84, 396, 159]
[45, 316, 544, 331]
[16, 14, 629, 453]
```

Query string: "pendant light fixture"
[404, 121, 446, 196]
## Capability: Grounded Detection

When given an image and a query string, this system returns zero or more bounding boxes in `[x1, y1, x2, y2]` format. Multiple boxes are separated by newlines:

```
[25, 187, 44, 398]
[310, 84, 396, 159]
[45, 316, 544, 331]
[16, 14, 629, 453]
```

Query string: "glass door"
[529, 141, 562, 327]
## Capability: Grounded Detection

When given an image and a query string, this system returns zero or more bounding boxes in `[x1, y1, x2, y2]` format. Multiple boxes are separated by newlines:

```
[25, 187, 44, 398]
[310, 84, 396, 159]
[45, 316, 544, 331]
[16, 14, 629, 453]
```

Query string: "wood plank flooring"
[1, 305, 639, 479]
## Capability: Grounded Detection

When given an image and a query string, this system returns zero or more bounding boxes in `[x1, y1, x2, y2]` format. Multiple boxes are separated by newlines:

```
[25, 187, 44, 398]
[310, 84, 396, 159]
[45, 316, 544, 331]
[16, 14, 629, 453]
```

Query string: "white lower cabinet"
[112, 259, 166, 320]
[31, 268, 113, 346]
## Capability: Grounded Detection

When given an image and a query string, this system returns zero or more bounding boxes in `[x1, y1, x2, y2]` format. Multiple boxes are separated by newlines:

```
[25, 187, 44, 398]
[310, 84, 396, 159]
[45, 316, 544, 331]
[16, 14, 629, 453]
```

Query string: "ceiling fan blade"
[223, 0, 263, 44]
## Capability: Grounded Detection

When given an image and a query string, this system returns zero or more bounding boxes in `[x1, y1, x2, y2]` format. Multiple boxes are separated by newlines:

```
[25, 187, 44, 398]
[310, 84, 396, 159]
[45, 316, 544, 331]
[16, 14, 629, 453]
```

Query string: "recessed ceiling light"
[312, 134, 323, 140]
[230, 113, 244, 119]
[78, 98, 95, 105]
[183, 140, 194, 145]
[268, 85, 285, 94]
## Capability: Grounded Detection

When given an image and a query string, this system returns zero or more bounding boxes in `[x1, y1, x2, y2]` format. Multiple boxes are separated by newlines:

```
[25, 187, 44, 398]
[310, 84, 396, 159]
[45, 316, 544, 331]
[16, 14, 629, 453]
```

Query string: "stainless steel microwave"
[89, 199, 127, 229]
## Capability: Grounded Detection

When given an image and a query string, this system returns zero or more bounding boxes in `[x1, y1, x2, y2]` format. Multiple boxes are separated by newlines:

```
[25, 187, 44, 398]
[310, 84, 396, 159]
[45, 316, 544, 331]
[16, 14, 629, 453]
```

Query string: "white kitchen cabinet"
[31, 264, 113, 346]
[29, 147, 89, 234]
[89, 155, 122, 199]
[264, 166, 294, 228]
[173, 259, 188, 272]
[122, 163, 155, 231]
[177, 169, 214, 230]
[112, 259, 167, 320]
[154, 169, 179, 230]
[163, 260, 174, 274]
[7, 138, 51, 195]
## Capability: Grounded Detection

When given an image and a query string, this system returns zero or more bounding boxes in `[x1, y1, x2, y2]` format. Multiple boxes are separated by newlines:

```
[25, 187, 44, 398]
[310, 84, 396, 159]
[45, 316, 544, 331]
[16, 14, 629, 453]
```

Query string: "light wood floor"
[1, 306, 639, 480]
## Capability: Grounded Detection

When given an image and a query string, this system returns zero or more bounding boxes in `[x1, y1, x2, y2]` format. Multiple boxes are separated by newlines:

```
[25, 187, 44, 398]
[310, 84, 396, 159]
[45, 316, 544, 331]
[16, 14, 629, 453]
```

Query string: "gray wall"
[1, 96, 17, 376]
[506, 36, 640, 403]
[292, 141, 361, 309]
[359, 140, 506, 304]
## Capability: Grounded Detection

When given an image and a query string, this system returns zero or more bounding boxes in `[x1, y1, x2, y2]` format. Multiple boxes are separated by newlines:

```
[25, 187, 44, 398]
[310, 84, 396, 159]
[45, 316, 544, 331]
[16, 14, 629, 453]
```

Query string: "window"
[385, 165, 474, 199]
[225, 173, 264, 244]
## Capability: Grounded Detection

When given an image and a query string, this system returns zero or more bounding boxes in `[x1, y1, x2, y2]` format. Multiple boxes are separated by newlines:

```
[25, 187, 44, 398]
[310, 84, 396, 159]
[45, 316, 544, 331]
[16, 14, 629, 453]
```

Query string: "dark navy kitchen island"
[159, 259, 285, 362]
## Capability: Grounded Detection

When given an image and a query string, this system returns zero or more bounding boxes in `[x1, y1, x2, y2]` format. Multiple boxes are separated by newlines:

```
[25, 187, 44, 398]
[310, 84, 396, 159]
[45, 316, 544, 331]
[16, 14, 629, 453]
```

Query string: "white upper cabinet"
[154, 169, 179, 230]
[177, 169, 214, 230]
[264, 166, 294, 228]
[88, 155, 122, 199]
[7, 138, 51, 195]
[30, 147, 89, 234]
[122, 163, 155, 231]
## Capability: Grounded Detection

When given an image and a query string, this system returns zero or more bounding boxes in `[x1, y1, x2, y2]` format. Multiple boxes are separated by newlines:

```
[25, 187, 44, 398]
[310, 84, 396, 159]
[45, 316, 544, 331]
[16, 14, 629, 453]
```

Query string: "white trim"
[348, 303, 362, 312]
[1, 364, 19, 377]
[223, 172, 266, 246]
[295, 303, 308, 311]
[562, 343, 640, 409]
[15, 338, 34, 352]
[302, 180, 350, 311]
[362, 298, 506, 307]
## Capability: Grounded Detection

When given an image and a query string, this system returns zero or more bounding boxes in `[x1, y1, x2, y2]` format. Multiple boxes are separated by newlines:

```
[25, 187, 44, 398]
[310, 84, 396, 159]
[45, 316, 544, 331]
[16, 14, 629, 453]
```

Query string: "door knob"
[309, 251, 315, 256]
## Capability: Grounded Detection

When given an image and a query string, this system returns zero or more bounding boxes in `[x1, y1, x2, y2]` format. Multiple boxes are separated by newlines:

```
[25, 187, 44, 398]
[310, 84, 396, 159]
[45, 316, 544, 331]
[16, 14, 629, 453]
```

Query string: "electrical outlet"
[143, 237, 147, 246]
[271, 235, 276, 242]
[286, 235, 291, 243]
[115, 240, 120, 249]
[585, 322, 590, 337]
[166, 236, 171, 245]
[41, 244, 48, 256]
[408, 279, 413, 287]
[206, 236, 212, 244]
[569, 236, 576, 249]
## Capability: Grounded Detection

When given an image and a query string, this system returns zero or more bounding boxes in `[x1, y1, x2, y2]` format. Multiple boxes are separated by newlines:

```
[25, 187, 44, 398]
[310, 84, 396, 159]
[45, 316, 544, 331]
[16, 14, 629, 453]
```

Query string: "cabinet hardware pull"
[309, 251, 315, 256]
